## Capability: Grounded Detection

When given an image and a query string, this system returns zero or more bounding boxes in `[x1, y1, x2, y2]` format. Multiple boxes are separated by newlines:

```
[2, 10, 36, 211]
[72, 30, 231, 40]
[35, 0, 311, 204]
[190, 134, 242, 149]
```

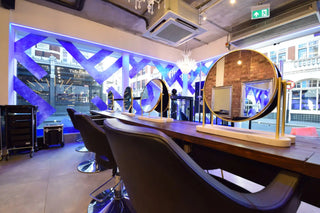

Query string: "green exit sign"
[251, 4, 270, 19]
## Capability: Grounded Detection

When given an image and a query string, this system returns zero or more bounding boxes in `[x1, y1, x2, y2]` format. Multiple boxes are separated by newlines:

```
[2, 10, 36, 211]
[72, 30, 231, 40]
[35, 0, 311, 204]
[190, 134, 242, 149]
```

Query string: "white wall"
[192, 36, 229, 62]
[0, 7, 10, 104]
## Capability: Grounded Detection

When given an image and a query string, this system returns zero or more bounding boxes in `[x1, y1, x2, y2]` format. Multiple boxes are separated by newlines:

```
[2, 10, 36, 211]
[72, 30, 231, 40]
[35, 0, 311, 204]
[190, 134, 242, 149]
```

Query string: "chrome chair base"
[77, 160, 105, 173]
[88, 189, 114, 213]
[88, 191, 135, 213]
[88, 174, 135, 213]
[75, 145, 89, 153]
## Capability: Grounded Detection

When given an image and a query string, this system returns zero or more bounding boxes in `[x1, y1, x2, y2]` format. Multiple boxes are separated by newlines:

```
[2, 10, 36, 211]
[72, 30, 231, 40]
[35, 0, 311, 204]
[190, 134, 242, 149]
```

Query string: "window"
[298, 43, 307, 59]
[62, 49, 68, 63]
[301, 89, 317, 110]
[13, 25, 177, 126]
[309, 40, 318, 58]
[291, 90, 300, 110]
[278, 49, 286, 63]
[270, 51, 277, 63]
[36, 43, 50, 50]
[291, 79, 320, 112]
[142, 80, 145, 89]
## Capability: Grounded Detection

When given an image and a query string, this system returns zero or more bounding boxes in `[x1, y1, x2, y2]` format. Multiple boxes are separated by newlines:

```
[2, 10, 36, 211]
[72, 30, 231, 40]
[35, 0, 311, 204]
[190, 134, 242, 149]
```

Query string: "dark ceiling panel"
[45, 0, 85, 10]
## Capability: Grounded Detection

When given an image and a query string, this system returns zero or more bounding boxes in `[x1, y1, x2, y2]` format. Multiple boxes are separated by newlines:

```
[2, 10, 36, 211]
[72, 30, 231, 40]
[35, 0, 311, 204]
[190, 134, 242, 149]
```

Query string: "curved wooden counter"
[92, 110, 320, 207]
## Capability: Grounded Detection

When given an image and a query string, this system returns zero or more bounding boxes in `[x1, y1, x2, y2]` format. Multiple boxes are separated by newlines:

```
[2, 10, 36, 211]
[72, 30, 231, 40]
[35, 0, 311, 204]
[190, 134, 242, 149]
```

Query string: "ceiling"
[25, 0, 319, 50]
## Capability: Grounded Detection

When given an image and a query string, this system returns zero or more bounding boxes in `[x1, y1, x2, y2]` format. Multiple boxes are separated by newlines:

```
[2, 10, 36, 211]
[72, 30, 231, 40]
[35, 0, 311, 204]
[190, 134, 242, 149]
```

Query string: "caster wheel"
[30, 151, 33, 158]
[5, 155, 9, 161]
[60, 142, 65, 147]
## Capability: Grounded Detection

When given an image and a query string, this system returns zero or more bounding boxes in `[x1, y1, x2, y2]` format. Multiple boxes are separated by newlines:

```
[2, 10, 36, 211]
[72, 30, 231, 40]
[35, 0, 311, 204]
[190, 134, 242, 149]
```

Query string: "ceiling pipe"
[199, 0, 222, 13]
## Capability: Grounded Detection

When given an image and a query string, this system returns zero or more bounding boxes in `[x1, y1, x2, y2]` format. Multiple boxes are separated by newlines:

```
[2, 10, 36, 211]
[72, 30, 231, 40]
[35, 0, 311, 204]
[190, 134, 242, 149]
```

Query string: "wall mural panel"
[57, 39, 121, 85]
[91, 96, 108, 110]
[14, 76, 56, 125]
[129, 56, 150, 78]
[13, 26, 213, 126]
[14, 34, 48, 80]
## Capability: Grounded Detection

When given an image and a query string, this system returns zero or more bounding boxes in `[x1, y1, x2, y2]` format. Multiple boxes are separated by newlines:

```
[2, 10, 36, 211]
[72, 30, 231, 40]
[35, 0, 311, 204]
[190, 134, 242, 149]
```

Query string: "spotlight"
[230, 0, 236, 4]
[201, 12, 207, 21]
[237, 60, 242, 65]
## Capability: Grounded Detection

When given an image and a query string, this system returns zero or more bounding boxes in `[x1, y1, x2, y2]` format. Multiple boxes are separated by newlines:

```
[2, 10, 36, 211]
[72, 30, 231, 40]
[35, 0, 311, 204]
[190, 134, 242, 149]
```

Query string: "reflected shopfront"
[17, 60, 103, 116]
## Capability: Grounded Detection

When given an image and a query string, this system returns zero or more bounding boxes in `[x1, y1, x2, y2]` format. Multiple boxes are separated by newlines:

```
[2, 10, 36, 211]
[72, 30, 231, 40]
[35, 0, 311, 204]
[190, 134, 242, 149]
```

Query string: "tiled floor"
[0, 141, 319, 213]
[0, 142, 113, 213]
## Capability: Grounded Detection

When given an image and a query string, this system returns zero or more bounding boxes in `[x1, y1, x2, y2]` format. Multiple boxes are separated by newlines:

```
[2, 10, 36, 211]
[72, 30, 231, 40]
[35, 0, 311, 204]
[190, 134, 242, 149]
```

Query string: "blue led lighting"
[58, 39, 121, 85]
[14, 34, 48, 79]
[14, 76, 56, 125]
[91, 96, 108, 110]
[10, 23, 178, 65]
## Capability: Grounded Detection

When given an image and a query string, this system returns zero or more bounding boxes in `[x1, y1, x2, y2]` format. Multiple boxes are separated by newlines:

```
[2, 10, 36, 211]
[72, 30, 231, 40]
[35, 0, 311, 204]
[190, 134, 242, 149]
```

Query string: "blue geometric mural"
[57, 39, 122, 85]
[12, 27, 219, 123]
[14, 34, 48, 80]
[91, 96, 108, 110]
[129, 56, 151, 78]
[152, 61, 181, 86]
[14, 76, 56, 126]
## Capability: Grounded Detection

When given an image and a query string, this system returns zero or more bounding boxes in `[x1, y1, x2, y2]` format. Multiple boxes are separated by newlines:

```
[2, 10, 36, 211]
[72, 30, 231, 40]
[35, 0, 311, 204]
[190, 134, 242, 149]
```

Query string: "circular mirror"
[107, 91, 114, 110]
[123, 86, 133, 111]
[140, 79, 169, 113]
[203, 49, 279, 122]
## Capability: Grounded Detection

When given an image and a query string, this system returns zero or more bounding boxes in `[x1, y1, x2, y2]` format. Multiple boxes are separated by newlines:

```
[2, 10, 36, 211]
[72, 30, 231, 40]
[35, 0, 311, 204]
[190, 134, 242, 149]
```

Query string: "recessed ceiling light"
[230, 0, 236, 4]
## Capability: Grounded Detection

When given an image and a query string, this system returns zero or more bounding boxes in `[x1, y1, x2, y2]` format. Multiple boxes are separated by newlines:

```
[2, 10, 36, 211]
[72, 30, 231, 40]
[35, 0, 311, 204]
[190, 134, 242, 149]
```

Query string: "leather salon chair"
[74, 113, 116, 173]
[67, 108, 88, 152]
[104, 118, 301, 213]
[67, 108, 104, 152]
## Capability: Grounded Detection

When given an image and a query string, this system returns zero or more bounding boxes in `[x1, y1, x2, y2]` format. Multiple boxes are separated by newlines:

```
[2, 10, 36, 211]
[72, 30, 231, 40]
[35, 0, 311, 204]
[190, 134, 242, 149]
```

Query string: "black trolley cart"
[0, 105, 37, 161]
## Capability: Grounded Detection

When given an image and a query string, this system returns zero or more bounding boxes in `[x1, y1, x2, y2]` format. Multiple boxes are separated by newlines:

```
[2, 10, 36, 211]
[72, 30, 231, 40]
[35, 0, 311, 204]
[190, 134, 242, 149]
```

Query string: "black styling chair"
[67, 108, 88, 152]
[67, 108, 104, 152]
[74, 113, 116, 173]
[104, 118, 301, 213]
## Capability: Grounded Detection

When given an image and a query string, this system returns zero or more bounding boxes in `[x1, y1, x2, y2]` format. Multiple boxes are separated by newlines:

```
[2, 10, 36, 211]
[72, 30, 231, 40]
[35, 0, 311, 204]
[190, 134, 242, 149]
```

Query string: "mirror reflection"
[107, 91, 114, 111]
[140, 79, 169, 114]
[141, 79, 162, 113]
[204, 49, 278, 122]
[123, 86, 133, 111]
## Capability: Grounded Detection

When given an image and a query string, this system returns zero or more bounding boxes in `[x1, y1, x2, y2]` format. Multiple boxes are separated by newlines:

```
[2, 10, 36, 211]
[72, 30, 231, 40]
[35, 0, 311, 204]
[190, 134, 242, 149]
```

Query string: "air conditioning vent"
[230, 1, 320, 47]
[143, 0, 206, 47]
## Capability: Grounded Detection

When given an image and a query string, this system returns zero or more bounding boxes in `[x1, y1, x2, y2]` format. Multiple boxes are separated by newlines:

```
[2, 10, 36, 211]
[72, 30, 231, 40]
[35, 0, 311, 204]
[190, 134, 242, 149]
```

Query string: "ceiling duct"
[143, 0, 206, 47]
[230, 1, 320, 48]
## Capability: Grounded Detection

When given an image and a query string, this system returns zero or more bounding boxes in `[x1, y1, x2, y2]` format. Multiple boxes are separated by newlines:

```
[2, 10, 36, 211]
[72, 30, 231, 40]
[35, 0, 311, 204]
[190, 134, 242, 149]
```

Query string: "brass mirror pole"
[276, 78, 290, 139]
[281, 80, 290, 136]
[160, 91, 163, 119]
[276, 77, 282, 139]
[140, 92, 143, 116]
[202, 89, 205, 127]
[168, 93, 171, 119]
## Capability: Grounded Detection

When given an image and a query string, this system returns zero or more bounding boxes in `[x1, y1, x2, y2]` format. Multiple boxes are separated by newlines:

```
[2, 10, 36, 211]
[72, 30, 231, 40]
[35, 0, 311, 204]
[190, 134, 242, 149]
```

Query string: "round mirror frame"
[140, 79, 170, 114]
[203, 49, 279, 123]
[123, 86, 133, 111]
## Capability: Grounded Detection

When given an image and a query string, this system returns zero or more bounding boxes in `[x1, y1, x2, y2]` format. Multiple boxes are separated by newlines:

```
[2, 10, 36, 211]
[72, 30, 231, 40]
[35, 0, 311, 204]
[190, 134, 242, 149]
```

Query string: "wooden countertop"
[92, 110, 320, 179]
